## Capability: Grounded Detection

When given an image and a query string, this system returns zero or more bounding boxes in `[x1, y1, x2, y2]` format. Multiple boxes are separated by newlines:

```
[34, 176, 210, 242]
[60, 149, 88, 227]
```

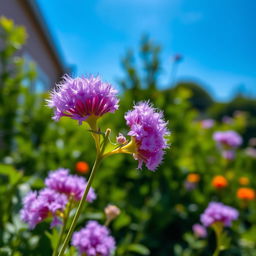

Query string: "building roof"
[24, 0, 67, 74]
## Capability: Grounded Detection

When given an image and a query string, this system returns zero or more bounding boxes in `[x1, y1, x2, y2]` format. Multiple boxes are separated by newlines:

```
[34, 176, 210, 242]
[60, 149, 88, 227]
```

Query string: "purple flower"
[124, 102, 169, 171]
[20, 188, 67, 229]
[184, 181, 197, 191]
[200, 202, 238, 227]
[222, 116, 233, 124]
[45, 168, 96, 202]
[47, 75, 119, 124]
[222, 150, 235, 160]
[249, 138, 256, 147]
[116, 133, 127, 145]
[245, 147, 256, 158]
[213, 130, 242, 148]
[192, 224, 207, 238]
[201, 119, 215, 129]
[72, 221, 115, 256]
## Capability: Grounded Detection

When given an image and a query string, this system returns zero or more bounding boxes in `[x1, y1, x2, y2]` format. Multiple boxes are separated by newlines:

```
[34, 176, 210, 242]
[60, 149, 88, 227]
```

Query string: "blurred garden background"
[0, 0, 256, 255]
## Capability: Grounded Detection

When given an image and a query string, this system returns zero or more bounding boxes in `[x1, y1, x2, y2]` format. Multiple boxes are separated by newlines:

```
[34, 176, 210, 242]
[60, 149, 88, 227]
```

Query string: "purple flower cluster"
[72, 221, 115, 256]
[201, 119, 215, 129]
[200, 202, 238, 227]
[45, 168, 96, 202]
[20, 188, 67, 229]
[192, 224, 207, 238]
[213, 131, 242, 160]
[125, 102, 169, 171]
[213, 130, 242, 148]
[47, 75, 119, 124]
[21, 168, 96, 229]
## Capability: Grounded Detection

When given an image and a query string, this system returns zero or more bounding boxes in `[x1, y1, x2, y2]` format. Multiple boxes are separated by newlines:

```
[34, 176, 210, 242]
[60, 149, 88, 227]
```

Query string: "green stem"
[53, 199, 74, 256]
[213, 246, 220, 256]
[212, 224, 222, 256]
[104, 219, 111, 227]
[87, 117, 101, 154]
[57, 155, 102, 256]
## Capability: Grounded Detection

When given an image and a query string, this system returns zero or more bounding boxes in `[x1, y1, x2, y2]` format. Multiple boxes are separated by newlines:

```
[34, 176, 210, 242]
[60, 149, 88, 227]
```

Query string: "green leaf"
[127, 244, 150, 255]
[45, 229, 59, 250]
[0, 164, 23, 187]
[219, 231, 231, 251]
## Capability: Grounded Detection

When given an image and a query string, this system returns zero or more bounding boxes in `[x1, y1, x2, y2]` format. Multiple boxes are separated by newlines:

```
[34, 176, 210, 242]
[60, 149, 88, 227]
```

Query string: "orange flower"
[239, 177, 250, 186]
[237, 188, 255, 200]
[75, 161, 89, 174]
[212, 175, 228, 189]
[187, 173, 200, 183]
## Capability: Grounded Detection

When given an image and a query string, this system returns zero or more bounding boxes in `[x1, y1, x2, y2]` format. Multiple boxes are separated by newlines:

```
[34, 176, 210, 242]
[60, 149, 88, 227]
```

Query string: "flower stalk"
[57, 126, 110, 256]
[53, 198, 74, 256]
[212, 222, 223, 256]
[57, 155, 102, 256]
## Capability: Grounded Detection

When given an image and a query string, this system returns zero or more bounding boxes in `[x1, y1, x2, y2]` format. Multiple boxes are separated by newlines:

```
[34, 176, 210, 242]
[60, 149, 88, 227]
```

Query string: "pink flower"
[20, 189, 67, 229]
[72, 221, 115, 256]
[47, 75, 119, 124]
[116, 133, 127, 145]
[124, 102, 169, 171]
[45, 168, 96, 202]
[200, 202, 238, 227]
[192, 224, 207, 238]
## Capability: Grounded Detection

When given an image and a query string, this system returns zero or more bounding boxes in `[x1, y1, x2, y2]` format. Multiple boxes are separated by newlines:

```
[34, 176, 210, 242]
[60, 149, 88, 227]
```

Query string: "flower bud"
[104, 205, 120, 222]
[116, 133, 127, 145]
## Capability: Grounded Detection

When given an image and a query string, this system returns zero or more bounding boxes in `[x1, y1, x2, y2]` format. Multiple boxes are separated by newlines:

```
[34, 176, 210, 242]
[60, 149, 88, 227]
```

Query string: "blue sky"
[37, 0, 256, 101]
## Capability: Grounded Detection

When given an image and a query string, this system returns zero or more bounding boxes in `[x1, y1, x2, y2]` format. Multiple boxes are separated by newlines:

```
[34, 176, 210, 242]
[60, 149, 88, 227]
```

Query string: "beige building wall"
[0, 0, 66, 90]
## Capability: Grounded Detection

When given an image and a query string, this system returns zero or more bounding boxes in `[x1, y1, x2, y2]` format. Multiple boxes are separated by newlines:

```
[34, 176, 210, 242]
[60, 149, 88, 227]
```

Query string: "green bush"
[0, 17, 256, 256]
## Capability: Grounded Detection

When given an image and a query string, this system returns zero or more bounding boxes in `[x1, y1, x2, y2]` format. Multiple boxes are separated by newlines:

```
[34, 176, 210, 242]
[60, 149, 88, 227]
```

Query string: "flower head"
[200, 202, 238, 227]
[75, 161, 89, 174]
[222, 150, 235, 160]
[47, 75, 119, 124]
[222, 116, 233, 124]
[245, 147, 256, 158]
[187, 173, 200, 183]
[104, 205, 121, 222]
[192, 224, 207, 238]
[212, 175, 228, 189]
[45, 168, 96, 202]
[238, 177, 249, 186]
[116, 133, 127, 145]
[213, 130, 242, 148]
[237, 188, 255, 201]
[184, 181, 197, 191]
[124, 102, 169, 171]
[72, 221, 115, 256]
[20, 188, 67, 229]
[249, 138, 256, 147]
[201, 119, 215, 129]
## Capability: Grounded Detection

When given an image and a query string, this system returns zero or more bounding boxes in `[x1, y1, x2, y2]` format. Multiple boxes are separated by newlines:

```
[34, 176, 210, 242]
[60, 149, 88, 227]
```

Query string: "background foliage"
[0, 18, 256, 256]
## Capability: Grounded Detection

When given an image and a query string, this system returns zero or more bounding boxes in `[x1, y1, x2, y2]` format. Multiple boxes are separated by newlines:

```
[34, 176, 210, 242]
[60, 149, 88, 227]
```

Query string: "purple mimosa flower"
[124, 102, 169, 171]
[47, 75, 119, 124]
[213, 131, 242, 148]
[72, 221, 116, 256]
[20, 188, 67, 229]
[192, 224, 207, 238]
[200, 202, 238, 227]
[45, 168, 96, 202]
